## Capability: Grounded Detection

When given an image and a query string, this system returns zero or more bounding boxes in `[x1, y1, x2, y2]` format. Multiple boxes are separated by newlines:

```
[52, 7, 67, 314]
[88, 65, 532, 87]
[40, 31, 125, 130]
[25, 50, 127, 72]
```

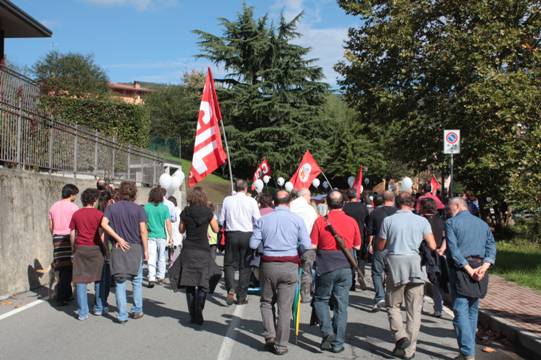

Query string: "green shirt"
[144, 203, 170, 239]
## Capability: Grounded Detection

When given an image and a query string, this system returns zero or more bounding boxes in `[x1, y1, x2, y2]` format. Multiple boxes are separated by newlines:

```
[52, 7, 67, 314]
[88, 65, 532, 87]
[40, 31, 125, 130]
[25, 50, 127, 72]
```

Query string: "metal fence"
[0, 65, 165, 185]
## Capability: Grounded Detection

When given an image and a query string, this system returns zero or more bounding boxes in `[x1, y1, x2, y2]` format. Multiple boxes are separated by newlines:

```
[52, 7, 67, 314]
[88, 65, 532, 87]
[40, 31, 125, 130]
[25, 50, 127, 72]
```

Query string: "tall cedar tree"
[194, 5, 329, 178]
[336, 0, 541, 212]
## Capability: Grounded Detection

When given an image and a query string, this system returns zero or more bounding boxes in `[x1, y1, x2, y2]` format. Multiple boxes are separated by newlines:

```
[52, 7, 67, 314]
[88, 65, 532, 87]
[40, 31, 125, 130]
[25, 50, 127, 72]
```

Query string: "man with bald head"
[446, 197, 496, 360]
[290, 188, 318, 303]
[311, 190, 361, 353]
[250, 190, 312, 355]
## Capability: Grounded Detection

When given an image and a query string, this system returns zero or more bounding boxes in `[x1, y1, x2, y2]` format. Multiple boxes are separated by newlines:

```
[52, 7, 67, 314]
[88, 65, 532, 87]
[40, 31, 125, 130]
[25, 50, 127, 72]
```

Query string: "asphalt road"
[0, 257, 524, 360]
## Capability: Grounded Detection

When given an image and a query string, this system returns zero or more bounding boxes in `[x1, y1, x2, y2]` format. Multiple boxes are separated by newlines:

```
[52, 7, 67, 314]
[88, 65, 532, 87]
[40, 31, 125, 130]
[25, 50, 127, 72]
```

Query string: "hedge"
[40, 96, 150, 147]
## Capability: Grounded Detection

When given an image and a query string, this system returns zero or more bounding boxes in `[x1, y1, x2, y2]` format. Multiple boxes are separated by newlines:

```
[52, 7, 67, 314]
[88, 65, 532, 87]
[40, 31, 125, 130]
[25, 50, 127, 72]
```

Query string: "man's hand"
[115, 238, 130, 251]
[436, 248, 445, 257]
[472, 263, 491, 281]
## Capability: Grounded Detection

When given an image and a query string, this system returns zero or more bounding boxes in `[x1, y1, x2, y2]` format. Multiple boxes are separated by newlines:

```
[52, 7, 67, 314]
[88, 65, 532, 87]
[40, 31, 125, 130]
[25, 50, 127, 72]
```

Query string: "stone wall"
[0, 168, 183, 298]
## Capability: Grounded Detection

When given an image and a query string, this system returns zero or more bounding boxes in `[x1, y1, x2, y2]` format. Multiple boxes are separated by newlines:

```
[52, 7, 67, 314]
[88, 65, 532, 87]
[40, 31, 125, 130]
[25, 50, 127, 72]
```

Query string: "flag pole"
[321, 171, 333, 190]
[220, 119, 235, 194]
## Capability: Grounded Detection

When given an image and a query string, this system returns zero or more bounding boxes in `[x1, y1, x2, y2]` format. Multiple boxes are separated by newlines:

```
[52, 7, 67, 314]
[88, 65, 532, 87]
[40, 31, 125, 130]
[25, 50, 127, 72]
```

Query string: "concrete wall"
[0, 168, 183, 298]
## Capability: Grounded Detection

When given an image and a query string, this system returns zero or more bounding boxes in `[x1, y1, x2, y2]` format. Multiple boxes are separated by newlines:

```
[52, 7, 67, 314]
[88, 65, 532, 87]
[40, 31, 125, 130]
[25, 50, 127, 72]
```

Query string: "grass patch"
[160, 153, 232, 204]
[493, 239, 541, 292]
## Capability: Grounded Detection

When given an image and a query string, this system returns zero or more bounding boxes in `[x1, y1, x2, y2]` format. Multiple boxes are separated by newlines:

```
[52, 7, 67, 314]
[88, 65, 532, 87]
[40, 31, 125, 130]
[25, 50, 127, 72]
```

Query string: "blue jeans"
[451, 287, 479, 356]
[314, 267, 352, 350]
[115, 261, 143, 321]
[94, 263, 111, 314]
[76, 283, 90, 319]
[371, 249, 387, 303]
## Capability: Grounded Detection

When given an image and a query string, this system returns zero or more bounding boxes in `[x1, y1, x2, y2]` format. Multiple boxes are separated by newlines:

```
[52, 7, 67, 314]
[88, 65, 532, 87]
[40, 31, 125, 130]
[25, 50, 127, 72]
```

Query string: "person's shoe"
[226, 291, 236, 306]
[77, 315, 89, 321]
[115, 318, 128, 324]
[371, 299, 386, 312]
[403, 353, 415, 359]
[264, 337, 276, 351]
[320, 334, 335, 351]
[237, 297, 248, 305]
[148, 281, 155, 288]
[272, 346, 288, 355]
[392, 337, 410, 358]
[330, 346, 345, 353]
[131, 312, 144, 320]
[434, 311, 442, 318]
[454, 354, 475, 360]
[157, 278, 164, 285]
[350, 283, 356, 291]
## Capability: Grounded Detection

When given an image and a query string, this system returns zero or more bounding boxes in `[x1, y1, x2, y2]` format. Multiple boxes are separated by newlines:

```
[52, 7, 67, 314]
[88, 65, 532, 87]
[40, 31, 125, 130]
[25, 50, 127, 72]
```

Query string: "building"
[0, 0, 52, 64]
[109, 81, 153, 105]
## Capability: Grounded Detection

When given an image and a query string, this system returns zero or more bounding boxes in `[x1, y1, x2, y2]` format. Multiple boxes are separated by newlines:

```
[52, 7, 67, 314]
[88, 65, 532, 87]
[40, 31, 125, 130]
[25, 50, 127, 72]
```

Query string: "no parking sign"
[443, 129, 460, 154]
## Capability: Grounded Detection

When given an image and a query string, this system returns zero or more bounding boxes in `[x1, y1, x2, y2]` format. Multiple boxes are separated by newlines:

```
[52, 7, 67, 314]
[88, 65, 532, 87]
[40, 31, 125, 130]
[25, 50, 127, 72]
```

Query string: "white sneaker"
[371, 299, 386, 312]
[454, 354, 475, 360]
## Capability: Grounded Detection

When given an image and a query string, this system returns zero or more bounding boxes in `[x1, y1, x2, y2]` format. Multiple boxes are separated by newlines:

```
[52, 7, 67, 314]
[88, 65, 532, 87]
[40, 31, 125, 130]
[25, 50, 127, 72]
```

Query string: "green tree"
[33, 50, 109, 97]
[194, 4, 329, 178]
[336, 0, 541, 211]
[145, 71, 204, 158]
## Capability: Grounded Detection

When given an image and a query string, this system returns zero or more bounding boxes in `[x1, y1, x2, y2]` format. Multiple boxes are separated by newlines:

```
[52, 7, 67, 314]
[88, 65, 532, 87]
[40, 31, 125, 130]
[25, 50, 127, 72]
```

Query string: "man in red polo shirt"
[311, 190, 361, 353]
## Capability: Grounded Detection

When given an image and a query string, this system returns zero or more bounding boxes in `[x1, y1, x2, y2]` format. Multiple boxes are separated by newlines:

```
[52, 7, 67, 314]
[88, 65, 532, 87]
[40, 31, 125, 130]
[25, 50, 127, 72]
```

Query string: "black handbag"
[453, 257, 489, 299]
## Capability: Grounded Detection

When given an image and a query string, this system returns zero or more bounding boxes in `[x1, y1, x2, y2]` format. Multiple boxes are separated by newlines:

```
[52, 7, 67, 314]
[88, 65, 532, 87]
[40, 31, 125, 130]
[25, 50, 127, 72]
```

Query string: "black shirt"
[367, 205, 397, 237]
[424, 214, 445, 248]
[343, 201, 369, 242]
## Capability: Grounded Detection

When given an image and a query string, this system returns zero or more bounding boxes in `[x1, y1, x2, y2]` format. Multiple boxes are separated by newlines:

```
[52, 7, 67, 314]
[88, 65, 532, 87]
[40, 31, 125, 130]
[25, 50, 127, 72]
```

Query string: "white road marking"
[217, 304, 245, 360]
[0, 299, 44, 321]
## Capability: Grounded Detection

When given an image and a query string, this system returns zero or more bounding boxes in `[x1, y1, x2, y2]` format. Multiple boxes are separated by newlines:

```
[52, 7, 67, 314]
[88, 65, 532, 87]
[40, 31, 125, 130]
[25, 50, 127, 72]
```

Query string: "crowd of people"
[47, 177, 496, 360]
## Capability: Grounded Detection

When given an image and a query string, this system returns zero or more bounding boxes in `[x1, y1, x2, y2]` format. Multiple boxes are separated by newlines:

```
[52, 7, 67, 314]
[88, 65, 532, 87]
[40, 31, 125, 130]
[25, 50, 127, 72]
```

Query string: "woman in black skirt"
[177, 187, 219, 325]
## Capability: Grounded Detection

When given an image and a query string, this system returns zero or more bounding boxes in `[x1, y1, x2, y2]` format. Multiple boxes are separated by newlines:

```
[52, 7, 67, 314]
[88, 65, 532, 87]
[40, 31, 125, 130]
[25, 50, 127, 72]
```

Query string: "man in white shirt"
[290, 188, 318, 302]
[160, 188, 178, 223]
[219, 179, 260, 305]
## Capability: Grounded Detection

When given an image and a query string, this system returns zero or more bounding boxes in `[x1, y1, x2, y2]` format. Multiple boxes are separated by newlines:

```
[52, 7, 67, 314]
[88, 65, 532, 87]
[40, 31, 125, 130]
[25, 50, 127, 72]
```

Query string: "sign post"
[443, 130, 460, 197]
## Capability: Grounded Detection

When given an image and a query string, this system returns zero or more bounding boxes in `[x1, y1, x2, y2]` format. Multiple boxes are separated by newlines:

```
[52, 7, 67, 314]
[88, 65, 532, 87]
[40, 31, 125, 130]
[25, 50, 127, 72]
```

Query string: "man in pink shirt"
[48, 184, 79, 305]
[415, 184, 445, 213]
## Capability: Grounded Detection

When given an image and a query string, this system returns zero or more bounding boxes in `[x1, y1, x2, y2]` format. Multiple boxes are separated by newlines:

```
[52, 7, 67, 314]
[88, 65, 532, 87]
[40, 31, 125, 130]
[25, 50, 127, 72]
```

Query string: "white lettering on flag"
[192, 141, 218, 174]
[195, 127, 216, 147]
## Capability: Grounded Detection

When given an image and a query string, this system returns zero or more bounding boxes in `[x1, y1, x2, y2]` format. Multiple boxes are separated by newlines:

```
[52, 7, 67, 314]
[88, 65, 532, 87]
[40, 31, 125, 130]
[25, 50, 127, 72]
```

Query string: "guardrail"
[0, 65, 165, 185]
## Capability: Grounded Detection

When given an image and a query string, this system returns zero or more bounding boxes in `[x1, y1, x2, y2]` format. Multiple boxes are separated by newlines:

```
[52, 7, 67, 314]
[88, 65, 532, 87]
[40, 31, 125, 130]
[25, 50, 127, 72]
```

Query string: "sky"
[6, 0, 358, 86]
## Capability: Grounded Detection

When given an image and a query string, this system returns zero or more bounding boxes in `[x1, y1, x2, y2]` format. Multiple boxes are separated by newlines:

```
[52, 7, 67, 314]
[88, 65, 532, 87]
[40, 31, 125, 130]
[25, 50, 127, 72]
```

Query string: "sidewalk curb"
[478, 309, 541, 360]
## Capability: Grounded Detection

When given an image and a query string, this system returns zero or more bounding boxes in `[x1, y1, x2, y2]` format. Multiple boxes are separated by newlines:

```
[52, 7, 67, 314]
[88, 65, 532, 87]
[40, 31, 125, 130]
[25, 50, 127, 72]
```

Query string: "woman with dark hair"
[258, 193, 274, 216]
[170, 187, 219, 325]
[95, 189, 114, 314]
[144, 187, 173, 288]
[419, 197, 447, 317]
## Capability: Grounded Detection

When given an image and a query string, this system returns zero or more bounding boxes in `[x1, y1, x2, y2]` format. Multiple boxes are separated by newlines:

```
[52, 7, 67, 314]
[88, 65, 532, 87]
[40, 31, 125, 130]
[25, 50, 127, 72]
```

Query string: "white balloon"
[172, 169, 185, 184]
[277, 177, 285, 186]
[348, 176, 355, 188]
[169, 175, 182, 194]
[312, 178, 320, 188]
[486, 197, 492, 203]
[399, 177, 413, 192]
[263, 175, 270, 184]
[254, 179, 264, 193]
[159, 173, 172, 190]
[284, 182, 294, 192]
[322, 181, 329, 189]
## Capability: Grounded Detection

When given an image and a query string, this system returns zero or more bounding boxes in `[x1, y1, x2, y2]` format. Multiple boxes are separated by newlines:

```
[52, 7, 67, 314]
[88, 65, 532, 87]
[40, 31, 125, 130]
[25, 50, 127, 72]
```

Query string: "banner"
[251, 159, 272, 190]
[430, 175, 441, 194]
[353, 163, 363, 200]
[188, 68, 227, 187]
[289, 151, 322, 190]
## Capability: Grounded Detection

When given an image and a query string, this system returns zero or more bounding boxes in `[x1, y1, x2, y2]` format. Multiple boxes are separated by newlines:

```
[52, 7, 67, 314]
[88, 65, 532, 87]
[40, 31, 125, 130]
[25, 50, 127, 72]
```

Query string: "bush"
[40, 96, 150, 147]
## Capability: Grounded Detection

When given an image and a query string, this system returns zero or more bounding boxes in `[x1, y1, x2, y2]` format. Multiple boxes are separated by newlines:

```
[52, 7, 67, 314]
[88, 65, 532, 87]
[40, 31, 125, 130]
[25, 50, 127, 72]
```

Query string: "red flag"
[251, 159, 272, 190]
[188, 68, 227, 187]
[290, 151, 322, 190]
[353, 163, 363, 200]
[430, 175, 441, 194]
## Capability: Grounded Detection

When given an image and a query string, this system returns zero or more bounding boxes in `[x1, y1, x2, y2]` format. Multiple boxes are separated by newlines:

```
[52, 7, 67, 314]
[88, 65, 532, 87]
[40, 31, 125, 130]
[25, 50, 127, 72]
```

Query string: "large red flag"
[188, 68, 227, 187]
[290, 151, 322, 190]
[430, 175, 441, 194]
[251, 159, 272, 190]
[353, 163, 363, 200]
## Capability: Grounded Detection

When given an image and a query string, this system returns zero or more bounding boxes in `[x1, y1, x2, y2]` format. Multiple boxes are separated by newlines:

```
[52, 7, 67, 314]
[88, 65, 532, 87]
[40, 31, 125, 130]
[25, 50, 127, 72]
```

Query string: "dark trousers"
[224, 231, 252, 300]
[314, 267, 352, 350]
[56, 266, 73, 302]
[186, 286, 207, 324]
